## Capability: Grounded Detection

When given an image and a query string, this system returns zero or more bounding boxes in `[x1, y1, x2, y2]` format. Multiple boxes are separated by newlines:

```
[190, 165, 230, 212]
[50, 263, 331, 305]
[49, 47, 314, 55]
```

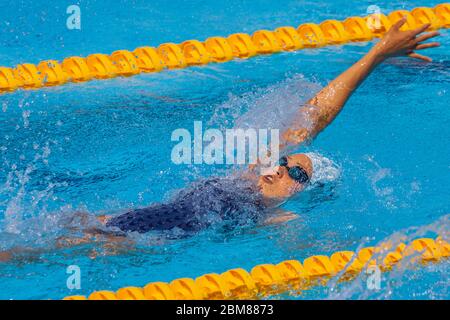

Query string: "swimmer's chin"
[254, 183, 284, 208]
[257, 179, 304, 207]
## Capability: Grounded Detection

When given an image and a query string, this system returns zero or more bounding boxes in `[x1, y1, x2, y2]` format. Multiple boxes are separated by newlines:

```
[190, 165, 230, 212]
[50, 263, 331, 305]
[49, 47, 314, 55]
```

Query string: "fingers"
[415, 31, 440, 43]
[415, 42, 440, 50]
[392, 16, 407, 31]
[407, 52, 432, 62]
[411, 23, 431, 36]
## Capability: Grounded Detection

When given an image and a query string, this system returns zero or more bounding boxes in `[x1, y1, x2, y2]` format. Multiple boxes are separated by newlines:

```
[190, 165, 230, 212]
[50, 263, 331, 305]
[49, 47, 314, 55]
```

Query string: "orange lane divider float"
[63, 236, 449, 300]
[1, 4, 449, 95]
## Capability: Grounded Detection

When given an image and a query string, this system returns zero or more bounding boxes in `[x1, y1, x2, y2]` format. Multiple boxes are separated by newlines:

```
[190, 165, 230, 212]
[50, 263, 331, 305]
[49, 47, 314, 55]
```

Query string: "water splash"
[305, 152, 340, 186]
[209, 74, 321, 133]
[1, 143, 60, 235]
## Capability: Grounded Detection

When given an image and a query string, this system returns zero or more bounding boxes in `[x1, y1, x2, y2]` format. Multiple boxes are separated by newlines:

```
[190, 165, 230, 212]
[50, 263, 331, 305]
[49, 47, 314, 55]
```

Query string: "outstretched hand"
[372, 16, 441, 62]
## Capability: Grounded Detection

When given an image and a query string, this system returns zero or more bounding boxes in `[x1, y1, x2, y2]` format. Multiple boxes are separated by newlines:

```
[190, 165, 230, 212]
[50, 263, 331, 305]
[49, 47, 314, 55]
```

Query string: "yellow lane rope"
[63, 236, 449, 300]
[1, 4, 449, 94]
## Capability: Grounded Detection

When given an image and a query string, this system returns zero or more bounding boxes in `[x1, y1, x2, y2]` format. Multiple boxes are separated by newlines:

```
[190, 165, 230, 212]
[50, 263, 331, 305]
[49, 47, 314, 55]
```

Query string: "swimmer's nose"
[261, 166, 287, 184]
[276, 166, 287, 179]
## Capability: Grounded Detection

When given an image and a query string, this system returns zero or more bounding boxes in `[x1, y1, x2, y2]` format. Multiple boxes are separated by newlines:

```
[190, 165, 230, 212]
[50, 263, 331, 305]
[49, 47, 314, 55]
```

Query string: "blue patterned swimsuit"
[106, 177, 266, 234]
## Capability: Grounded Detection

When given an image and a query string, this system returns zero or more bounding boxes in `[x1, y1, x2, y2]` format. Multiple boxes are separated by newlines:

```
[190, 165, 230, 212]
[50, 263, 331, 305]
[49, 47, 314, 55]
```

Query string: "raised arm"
[281, 17, 440, 148]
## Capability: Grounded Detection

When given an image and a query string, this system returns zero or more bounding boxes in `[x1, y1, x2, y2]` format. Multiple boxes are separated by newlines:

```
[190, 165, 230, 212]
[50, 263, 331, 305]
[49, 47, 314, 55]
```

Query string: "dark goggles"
[279, 156, 310, 184]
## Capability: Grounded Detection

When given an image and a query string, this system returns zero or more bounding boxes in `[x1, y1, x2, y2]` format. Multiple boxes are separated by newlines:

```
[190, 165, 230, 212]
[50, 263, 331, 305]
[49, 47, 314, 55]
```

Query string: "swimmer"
[104, 18, 440, 234]
[0, 18, 441, 260]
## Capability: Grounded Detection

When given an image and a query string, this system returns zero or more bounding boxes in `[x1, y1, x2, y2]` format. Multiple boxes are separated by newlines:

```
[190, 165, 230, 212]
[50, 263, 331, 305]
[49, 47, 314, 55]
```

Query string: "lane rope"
[1, 4, 449, 94]
[63, 236, 449, 300]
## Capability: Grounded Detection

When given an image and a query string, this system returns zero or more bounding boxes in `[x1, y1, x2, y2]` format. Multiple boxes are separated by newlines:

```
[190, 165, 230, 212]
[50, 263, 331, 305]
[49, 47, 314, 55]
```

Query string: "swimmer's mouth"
[262, 175, 274, 184]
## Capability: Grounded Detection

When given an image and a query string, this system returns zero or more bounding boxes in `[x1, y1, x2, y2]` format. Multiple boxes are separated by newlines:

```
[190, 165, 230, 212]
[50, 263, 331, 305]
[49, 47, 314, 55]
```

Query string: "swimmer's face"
[258, 153, 313, 201]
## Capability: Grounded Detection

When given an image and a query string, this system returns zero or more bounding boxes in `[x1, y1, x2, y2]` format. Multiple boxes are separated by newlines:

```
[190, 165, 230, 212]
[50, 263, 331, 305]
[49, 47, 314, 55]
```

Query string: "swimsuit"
[106, 177, 266, 234]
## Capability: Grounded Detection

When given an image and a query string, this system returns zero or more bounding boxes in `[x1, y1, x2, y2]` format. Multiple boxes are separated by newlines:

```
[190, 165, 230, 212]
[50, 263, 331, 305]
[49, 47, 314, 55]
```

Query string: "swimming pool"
[0, 0, 449, 300]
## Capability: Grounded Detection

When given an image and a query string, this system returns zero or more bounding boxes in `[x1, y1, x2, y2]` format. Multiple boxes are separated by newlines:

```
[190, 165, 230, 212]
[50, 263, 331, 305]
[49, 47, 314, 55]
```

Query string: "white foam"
[305, 152, 341, 185]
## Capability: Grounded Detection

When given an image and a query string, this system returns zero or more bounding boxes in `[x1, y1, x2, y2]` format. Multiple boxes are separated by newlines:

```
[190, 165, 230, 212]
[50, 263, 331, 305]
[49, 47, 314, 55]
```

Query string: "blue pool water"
[0, 0, 449, 299]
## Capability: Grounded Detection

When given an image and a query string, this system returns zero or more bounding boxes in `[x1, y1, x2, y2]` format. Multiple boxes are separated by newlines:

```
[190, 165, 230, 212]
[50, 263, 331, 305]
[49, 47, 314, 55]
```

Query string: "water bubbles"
[365, 155, 399, 210]
[410, 181, 421, 193]
[22, 110, 31, 128]
[42, 144, 51, 159]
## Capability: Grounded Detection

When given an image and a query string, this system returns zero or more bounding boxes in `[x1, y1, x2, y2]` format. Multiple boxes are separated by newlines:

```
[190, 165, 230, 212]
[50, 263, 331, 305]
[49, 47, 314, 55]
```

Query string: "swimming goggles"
[279, 156, 310, 184]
